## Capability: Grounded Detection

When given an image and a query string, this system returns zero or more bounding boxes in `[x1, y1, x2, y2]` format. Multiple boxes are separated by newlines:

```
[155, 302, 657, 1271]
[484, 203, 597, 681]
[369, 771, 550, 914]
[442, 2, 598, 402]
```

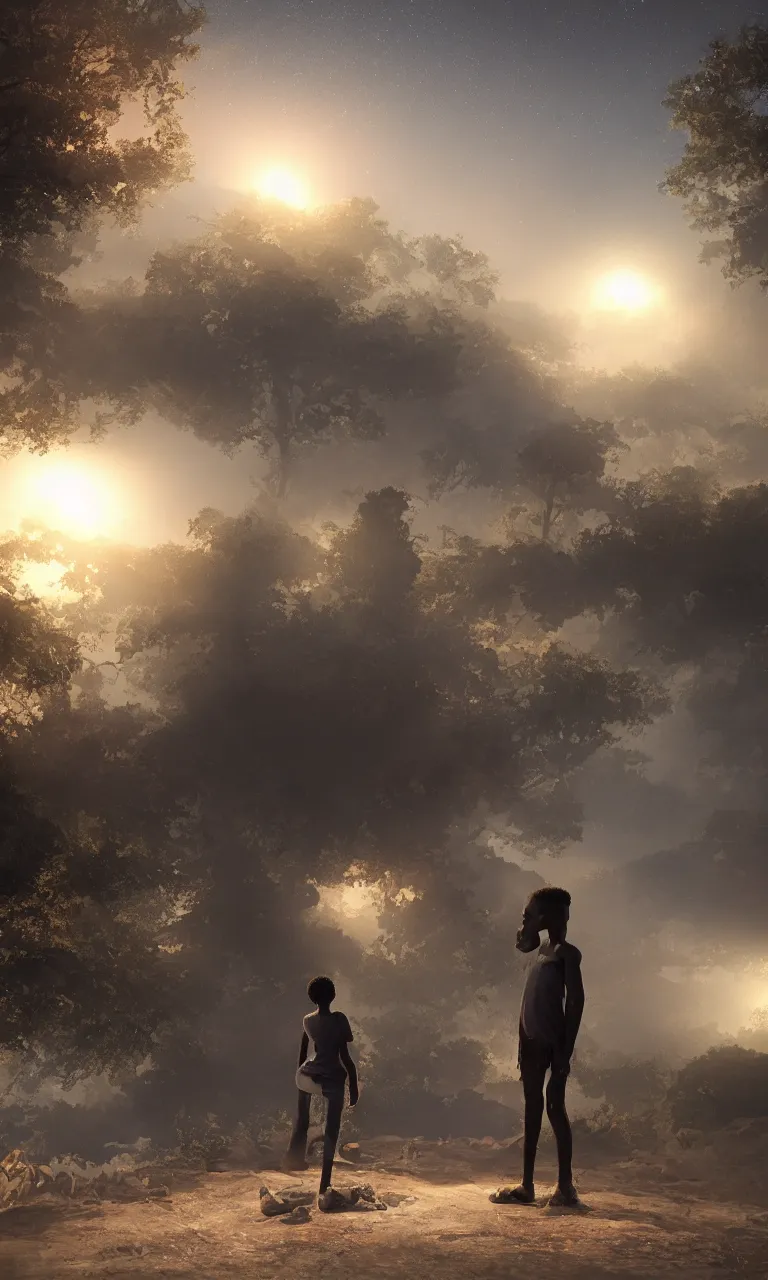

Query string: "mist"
[2, 1, 768, 1193]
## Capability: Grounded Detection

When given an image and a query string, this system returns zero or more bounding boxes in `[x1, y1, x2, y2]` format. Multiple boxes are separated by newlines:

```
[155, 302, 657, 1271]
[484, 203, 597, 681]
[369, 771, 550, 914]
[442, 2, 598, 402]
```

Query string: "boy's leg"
[491, 1037, 548, 1204]
[545, 1070, 574, 1193]
[319, 1092, 344, 1194]
[284, 1089, 311, 1168]
[521, 1061, 546, 1191]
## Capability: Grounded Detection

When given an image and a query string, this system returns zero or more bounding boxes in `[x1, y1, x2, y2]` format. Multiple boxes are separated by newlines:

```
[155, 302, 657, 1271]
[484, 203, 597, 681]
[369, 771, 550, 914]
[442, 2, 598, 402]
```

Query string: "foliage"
[108, 203, 501, 494]
[667, 1046, 768, 1130]
[0, 0, 204, 451]
[3, 10, 768, 1139]
[0, 488, 660, 1121]
[425, 416, 622, 543]
[664, 25, 768, 288]
[574, 1057, 670, 1116]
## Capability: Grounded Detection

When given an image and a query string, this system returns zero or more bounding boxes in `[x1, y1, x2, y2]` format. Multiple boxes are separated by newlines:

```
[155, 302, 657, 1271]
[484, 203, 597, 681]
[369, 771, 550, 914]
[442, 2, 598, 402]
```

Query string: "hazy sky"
[5, 0, 765, 546]
[180, 0, 763, 301]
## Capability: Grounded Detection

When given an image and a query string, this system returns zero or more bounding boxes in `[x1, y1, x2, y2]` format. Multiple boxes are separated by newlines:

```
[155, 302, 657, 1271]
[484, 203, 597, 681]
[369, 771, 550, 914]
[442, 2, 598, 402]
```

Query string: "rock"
[259, 1186, 292, 1217]
[341, 1142, 362, 1163]
[318, 1188, 347, 1213]
[317, 1184, 388, 1213]
[349, 1183, 377, 1203]
[348, 1184, 388, 1211]
[285, 1205, 311, 1225]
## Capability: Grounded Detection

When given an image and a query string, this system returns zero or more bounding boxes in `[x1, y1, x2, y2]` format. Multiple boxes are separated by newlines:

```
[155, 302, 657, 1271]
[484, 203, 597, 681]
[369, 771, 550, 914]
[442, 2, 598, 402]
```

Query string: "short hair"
[530, 886, 571, 912]
[307, 975, 336, 1005]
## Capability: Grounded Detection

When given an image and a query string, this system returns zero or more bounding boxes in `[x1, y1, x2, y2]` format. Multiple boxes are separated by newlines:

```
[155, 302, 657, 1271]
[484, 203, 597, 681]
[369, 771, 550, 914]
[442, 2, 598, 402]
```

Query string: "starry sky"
[177, 0, 765, 305]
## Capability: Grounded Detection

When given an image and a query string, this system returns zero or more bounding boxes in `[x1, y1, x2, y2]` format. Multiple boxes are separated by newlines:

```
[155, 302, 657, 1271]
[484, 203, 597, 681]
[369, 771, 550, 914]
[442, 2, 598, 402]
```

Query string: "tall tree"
[0, 0, 205, 451]
[663, 24, 768, 288]
[6, 491, 655, 1128]
[123, 208, 467, 497]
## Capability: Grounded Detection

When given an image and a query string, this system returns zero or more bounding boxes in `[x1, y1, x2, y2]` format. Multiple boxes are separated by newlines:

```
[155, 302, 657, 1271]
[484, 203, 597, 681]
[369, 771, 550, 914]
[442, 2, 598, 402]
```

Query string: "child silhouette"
[492, 887, 585, 1207]
[283, 975, 359, 1208]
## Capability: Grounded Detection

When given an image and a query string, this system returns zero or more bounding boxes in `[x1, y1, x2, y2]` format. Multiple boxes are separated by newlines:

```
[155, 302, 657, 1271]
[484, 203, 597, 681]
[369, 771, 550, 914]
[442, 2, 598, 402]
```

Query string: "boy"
[283, 975, 359, 1208]
[492, 886, 584, 1207]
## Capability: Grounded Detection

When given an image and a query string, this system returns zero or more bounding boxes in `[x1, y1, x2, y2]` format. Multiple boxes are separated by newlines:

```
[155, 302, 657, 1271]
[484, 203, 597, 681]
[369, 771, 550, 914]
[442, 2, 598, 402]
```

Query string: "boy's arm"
[340, 1043, 359, 1105]
[297, 1030, 309, 1068]
[562, 945, 585, 1062]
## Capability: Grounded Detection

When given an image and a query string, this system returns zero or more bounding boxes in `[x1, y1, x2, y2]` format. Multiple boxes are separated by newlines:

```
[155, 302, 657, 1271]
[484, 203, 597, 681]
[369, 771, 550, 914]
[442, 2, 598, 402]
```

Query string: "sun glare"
[256, 167, 309, 209]
[592, 269, 659, 313]
[20, 457, 119, 539]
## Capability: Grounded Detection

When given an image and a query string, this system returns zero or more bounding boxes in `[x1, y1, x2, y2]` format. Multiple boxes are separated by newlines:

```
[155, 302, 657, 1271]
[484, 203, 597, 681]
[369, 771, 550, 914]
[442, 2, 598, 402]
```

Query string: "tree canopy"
[664, 24, 768, 288]
[0, 0, 204, 451]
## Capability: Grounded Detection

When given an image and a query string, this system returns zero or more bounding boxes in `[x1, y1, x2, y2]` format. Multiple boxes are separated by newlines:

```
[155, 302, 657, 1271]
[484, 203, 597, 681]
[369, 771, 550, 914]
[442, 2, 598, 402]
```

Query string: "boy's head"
[516, 886, 571, 952]
[307, 975, 336, 1007]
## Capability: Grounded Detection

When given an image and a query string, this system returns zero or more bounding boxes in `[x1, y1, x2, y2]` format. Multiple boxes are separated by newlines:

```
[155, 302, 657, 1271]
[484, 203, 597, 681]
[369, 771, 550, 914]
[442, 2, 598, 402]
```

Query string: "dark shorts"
[517, 1024, 571, 1083]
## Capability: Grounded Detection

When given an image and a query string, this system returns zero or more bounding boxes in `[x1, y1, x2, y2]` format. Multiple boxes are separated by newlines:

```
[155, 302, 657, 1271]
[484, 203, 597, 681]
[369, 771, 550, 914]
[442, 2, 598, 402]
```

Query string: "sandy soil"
[2, 1138, 767, 1280]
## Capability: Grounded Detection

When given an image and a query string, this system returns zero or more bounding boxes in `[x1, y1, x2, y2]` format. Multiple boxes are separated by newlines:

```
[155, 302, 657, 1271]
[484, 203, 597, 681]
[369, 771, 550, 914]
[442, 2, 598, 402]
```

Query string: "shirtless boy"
[492, 886, 585, 1207]
[283, 975, 359, 1208]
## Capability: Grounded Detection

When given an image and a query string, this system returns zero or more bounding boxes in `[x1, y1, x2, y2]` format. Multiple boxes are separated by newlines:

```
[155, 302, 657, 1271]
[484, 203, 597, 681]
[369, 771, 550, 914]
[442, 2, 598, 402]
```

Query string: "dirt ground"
[2, 1136, 767, 1280]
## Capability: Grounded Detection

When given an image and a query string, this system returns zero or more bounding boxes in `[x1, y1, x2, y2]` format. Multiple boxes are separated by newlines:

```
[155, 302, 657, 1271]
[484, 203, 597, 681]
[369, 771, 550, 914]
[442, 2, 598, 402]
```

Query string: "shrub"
[667, 1046, 768, 1131]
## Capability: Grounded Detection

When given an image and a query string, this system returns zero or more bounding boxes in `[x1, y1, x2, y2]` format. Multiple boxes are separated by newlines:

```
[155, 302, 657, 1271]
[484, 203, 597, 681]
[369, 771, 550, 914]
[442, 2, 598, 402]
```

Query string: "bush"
[667, 1046, 768, 1131]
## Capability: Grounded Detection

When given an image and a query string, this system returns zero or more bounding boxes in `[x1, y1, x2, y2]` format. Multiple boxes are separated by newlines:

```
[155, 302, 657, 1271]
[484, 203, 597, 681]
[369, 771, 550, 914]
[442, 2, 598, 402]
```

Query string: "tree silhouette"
[664, 24, 768, 288]
[123, 208, 466, 496]
[0, 0, 204, 451]
[425, 415, 621, 543]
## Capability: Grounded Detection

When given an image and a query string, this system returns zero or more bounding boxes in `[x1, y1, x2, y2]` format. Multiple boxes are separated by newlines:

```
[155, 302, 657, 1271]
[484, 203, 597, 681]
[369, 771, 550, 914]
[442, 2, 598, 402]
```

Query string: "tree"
[408, 233, 499, 307]
[121, 207, 465, 497]
[425, 416, 622, 543]
[508, 419, 623, 542]
[663, 25, 768, 288]
[0, 0, 205, 451]
[0, 536, 184, 1086]
[12, 489, 655, 1131]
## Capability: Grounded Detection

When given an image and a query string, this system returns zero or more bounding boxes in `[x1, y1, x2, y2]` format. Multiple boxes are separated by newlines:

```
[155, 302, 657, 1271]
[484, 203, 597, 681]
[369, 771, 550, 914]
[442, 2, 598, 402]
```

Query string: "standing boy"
[283, 975, 359, 1209]
[492, 886, 585, 1207]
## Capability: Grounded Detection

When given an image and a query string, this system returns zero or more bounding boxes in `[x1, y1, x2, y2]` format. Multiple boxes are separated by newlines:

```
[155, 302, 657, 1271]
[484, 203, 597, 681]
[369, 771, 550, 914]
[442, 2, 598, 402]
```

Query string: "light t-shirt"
[300, 1010, 353, 1084]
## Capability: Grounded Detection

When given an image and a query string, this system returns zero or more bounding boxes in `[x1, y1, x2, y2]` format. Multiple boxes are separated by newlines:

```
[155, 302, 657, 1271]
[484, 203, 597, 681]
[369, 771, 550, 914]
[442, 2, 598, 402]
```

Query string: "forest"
[1, 2, 768, 1180]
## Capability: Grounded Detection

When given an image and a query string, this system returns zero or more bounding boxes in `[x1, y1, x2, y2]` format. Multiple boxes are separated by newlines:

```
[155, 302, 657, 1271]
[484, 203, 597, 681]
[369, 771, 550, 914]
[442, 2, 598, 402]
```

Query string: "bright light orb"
[256, 167, 309, 209]
[593, 269, 658, 313]
[23, 458, 117, 538]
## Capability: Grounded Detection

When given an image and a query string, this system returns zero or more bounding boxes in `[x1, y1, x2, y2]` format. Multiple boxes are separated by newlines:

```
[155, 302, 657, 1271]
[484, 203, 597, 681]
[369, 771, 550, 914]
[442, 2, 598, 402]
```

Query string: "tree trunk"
[274, 436, 290, 499]
[541, 491, 556, 542]
[272, 384, 293, 499]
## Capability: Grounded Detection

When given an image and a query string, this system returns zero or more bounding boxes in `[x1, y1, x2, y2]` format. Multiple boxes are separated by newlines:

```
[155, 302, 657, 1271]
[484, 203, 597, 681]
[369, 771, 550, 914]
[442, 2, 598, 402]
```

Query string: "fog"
[1, 1, 768, 1162]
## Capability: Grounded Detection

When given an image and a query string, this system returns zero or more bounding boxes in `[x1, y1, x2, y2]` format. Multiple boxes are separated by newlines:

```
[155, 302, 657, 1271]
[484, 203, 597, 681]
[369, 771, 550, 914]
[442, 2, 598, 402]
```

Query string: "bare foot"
[549, 1184, 581, 1208]
[490, 1184, 535, 1205]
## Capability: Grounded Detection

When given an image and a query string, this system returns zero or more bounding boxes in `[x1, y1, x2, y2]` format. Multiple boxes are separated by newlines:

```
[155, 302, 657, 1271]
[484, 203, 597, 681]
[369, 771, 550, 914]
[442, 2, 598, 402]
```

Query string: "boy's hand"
[348, 1085, 359, 1108]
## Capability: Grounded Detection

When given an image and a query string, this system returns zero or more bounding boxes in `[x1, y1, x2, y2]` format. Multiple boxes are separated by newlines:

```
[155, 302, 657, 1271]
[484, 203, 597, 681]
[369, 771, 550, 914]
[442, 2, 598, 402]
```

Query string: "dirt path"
[2, 1150, 767, 1279]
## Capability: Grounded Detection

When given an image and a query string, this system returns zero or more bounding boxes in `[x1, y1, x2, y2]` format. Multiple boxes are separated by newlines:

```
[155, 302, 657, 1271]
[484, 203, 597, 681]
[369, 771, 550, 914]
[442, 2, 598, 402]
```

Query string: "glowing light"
[592, 269, 659, 313]
[20, 457, 119, 538]
[256, 167, 309, 209]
